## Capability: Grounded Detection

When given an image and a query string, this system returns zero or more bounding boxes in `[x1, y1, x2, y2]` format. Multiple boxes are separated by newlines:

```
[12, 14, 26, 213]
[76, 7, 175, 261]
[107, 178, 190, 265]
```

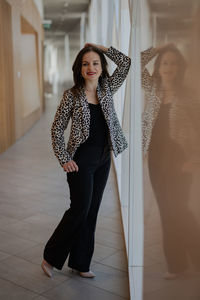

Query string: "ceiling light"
[64, 2, 69, 7]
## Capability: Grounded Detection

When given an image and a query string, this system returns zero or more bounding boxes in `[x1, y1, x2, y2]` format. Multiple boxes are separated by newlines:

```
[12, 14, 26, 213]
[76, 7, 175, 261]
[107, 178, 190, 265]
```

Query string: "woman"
[41, 43, 131, 278]
[142, 44, 200, 279]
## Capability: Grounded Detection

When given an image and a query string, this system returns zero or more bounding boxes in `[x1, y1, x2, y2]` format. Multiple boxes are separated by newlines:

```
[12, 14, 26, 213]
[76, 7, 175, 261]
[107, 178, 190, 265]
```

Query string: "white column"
[128, 0, 143, 267]
[100, 0, 109, 45]
[127, 0, 144, 299]
[80, 13, 86, 48]
[64, 34, 71, 82]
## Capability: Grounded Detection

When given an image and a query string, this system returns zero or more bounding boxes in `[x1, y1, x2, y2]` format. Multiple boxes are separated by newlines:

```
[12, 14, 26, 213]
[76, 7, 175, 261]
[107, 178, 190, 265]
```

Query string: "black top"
[83, 103, 109, 146]
[149, 102, 186, 167]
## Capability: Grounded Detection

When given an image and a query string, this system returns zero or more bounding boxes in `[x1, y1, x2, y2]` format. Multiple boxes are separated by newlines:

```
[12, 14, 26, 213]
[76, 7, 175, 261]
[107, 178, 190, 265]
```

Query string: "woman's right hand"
[63, 160, 79, 172]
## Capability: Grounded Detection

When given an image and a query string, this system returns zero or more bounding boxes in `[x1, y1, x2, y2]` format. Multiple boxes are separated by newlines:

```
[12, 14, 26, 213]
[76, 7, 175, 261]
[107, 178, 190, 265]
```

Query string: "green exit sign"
[43, 20, 52, 29]
[43, 23, 51, 29]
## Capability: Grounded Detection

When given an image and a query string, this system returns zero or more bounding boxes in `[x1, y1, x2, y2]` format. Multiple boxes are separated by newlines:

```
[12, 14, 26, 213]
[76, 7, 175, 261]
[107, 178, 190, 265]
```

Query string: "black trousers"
[43, 144, 111, 272]
[148, 155, 200, 273]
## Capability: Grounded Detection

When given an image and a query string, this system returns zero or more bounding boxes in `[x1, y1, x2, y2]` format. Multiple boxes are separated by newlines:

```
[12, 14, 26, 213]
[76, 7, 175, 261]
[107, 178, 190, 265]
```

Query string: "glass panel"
[142, 1, 200, 299]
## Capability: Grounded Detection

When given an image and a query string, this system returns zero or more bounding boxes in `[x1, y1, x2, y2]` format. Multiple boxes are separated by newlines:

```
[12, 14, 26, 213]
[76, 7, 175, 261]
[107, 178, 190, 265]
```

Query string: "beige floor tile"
[100, 250, 128, 271]
[0, 215, 19, 227]
[97, 215, 123, 234]
[0, 230, 38, 255]
[102, 209, 122, 220]
[0, 250, 11, 261]
[1, 220, 53, 243]
[22, 213, 59, 228]
[16, 243, 45, 265]
[0, 203, 40, 220]
[79, 263, 130, 299]
[0, 256, 70, 294]
[96, 227, 125, 250]
[93, 243, 118, 262]
[0, 277, 37, 299]
[43, 277, 127, 300]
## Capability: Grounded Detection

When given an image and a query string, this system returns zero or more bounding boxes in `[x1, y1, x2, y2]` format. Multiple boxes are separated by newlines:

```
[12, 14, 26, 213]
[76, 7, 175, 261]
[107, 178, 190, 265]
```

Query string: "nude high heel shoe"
[79, 270, 96, 278]
[163, 272, 179, 280]
[41, 260, 53, 278]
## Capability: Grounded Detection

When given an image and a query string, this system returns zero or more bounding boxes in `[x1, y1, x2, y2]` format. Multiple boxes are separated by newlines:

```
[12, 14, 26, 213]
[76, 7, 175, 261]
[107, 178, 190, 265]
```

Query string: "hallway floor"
[0, 95, 129, 300]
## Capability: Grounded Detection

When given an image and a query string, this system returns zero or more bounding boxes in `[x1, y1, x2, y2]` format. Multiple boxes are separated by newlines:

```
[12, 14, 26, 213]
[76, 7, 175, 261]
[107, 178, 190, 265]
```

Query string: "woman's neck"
[160, 81, 177, 104]
[84, 81, 98, 92]
[160, 81, 175, 92]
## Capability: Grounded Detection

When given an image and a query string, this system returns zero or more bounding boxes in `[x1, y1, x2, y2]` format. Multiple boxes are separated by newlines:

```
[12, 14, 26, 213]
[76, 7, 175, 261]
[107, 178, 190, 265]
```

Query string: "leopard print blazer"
[51, 47, 131, 166]
[142, 47, 200, 158]
[141, 47, 160, 156]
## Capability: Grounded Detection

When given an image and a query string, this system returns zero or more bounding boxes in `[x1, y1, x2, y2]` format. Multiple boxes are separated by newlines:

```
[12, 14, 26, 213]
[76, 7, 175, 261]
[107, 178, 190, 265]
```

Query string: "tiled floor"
[0, 95, 130, 300]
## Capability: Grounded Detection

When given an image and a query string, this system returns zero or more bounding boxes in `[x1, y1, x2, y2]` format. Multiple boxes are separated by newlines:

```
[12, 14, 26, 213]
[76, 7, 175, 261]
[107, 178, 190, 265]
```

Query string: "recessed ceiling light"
[64, 2, 69, 7]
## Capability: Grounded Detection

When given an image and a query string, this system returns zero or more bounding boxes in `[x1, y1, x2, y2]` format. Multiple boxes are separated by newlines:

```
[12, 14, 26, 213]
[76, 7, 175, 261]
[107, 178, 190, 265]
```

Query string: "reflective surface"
[142, 1, 200, 299]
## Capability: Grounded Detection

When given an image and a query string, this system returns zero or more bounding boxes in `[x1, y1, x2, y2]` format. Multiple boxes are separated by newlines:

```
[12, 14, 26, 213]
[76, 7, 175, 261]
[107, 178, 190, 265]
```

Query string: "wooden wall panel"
[0, 0, 15, 153]
[0, 0, 44, 151]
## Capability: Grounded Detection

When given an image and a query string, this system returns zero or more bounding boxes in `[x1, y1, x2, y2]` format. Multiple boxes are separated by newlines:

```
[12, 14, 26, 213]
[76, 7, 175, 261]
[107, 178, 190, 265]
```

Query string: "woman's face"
[81, 51, 102, 83]
[159, 51, 179, 83]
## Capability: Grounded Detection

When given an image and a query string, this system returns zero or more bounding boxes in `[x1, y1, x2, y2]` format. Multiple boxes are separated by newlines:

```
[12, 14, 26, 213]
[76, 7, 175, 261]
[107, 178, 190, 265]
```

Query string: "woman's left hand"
[63, 160, 79, 172]
[84, 43, 108, 52]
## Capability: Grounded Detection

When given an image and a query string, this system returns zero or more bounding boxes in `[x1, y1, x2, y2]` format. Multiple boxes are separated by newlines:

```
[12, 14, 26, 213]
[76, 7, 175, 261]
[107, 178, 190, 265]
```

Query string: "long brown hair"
[152, 45, 187, 90]
[71, 46, 109, 95]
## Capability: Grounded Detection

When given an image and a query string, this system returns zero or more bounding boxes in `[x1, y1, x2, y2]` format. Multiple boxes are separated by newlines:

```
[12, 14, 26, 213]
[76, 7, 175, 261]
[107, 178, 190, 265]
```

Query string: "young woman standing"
[41, 43, 131, 278]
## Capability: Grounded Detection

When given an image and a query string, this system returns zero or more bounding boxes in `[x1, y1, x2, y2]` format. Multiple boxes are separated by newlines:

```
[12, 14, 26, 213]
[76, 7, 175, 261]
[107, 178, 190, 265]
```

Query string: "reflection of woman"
[142, 45, 200, 279]
[41, 43, 131, 278]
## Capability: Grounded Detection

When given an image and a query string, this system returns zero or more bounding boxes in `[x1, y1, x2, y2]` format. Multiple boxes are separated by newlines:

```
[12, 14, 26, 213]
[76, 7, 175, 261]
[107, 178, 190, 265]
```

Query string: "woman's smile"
[87, 72, 96, 75]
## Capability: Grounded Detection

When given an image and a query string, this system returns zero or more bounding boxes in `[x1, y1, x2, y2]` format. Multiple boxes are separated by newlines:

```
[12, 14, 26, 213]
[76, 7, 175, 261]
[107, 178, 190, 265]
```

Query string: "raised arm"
[141, 44, 175, 90]
[105, 47, 131, 94]
[51, 90, 74, 167]
[141, 47, 157, 90]
[141, 47, 158, 71]
[84, 43, 131, 95]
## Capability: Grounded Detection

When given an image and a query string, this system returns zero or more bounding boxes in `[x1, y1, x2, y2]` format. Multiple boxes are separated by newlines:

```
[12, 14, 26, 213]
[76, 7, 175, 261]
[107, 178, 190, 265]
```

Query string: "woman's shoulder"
[60, 88, 77, 107]
[62, 88, 74, 97]
[62, 87, 81, 102]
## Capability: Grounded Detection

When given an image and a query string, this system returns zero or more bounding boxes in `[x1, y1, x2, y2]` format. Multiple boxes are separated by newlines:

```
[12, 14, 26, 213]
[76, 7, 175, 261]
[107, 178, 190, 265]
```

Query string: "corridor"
[0, 95, 129, 300]
[2, 0, 200, 299]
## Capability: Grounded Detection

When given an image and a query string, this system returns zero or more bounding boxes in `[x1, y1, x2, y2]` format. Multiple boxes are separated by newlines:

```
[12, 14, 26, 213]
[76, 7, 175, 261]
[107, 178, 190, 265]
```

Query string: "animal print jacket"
[142, 47, 200, 158]
[142, 47, 159, 156]
[51, 47, 131, 167]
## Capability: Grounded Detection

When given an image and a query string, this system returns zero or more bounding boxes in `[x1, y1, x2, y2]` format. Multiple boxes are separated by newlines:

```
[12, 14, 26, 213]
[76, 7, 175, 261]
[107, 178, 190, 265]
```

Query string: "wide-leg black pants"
[43, 144, 111, 272]
[148, 154, 200, 273]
